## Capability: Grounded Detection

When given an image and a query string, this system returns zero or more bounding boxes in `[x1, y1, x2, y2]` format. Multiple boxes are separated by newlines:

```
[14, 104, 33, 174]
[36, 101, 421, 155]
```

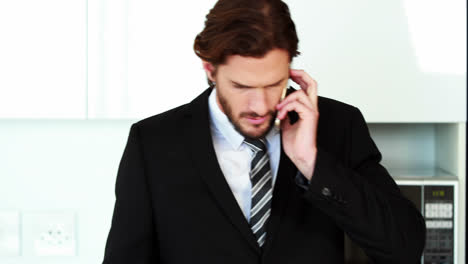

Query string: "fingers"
[289, 69, 318, 108]
[276, 89, 313, 111]
[277, 100, 314, 120]
[278, 69, 318, 116]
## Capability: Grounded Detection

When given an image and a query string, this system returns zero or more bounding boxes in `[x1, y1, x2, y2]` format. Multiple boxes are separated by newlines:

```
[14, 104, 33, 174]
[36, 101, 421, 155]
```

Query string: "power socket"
[22, 211, 76, 256]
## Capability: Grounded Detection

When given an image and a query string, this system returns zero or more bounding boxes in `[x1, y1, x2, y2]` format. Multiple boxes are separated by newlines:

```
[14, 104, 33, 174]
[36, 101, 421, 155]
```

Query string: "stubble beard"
[216, 88, 276, 140]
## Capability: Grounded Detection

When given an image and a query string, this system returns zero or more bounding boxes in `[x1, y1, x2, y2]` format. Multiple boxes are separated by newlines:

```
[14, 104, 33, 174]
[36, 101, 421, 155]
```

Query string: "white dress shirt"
[208, 88, 281, 222]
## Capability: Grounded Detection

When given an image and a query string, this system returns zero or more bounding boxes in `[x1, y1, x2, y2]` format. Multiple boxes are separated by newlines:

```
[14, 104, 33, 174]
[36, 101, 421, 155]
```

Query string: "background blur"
[0, 0, 466, 263]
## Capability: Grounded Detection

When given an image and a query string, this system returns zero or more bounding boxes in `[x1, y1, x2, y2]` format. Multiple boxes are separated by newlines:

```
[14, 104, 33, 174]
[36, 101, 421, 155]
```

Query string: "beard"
[217, 88, 277, 140]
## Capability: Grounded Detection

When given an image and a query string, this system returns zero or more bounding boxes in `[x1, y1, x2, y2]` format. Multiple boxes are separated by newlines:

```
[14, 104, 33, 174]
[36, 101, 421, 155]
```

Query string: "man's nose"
[248, 89, 269, 116]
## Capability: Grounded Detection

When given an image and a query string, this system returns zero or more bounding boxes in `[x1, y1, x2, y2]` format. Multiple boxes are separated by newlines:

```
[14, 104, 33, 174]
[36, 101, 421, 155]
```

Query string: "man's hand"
[276, 69, 319, 180]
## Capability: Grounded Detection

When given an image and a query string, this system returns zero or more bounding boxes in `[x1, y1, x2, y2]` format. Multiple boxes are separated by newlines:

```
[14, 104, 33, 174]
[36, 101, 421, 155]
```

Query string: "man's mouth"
[245, 116, 267, 125]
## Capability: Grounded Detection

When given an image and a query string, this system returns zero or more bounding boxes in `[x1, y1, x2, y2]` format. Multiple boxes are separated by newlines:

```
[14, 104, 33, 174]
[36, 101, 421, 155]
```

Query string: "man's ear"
[202, 61, 216, 82]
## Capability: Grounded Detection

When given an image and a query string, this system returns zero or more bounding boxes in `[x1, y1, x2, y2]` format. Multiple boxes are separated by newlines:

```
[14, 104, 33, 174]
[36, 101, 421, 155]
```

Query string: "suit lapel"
[183, 88, 262, 255]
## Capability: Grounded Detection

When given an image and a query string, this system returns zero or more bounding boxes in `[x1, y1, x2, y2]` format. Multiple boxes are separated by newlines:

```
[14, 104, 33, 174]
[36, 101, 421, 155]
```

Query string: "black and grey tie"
[244, 138, 273, 248]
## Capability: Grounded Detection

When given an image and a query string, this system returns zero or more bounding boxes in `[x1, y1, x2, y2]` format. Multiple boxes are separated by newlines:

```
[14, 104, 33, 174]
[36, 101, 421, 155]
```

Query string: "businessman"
[103, 0, 426, 263]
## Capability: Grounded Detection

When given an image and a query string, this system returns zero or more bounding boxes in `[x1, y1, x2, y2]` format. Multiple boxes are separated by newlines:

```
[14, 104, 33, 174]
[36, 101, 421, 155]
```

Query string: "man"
[103, 0, 425, 263]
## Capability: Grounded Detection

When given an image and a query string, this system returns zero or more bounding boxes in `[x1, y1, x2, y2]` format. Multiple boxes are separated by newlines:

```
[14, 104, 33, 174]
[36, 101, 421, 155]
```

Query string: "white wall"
[0, 120, 134, 263]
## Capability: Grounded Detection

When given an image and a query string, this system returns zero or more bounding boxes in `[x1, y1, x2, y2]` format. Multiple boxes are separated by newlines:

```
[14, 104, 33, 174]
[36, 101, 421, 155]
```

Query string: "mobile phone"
[274, 84, 288, 130]
[274, 82, 299, 130]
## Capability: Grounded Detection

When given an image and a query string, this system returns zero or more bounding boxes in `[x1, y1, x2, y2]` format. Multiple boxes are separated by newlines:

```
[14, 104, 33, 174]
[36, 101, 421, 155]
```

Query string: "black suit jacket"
[103, 87, 425, 264]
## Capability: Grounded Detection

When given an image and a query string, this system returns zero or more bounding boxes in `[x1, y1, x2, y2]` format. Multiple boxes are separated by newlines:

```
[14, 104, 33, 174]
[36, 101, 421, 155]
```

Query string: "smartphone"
[274, 81, 299, 130]
[274, 83, 288, 130]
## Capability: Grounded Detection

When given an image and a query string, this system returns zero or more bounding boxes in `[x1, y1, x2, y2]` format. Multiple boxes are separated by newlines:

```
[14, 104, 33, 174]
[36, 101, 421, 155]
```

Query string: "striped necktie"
[244, 137, 273, 248]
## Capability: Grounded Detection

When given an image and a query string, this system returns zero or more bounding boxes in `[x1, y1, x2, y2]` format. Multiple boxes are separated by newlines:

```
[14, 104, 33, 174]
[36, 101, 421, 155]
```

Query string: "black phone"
[285, 86, 299, 125]
[274, 85, 299, 130]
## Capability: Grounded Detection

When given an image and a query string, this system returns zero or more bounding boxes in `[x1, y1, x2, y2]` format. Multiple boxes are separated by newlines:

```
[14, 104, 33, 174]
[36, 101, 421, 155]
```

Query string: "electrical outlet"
[22, 211, 76, 256]
[0, 210, 20, 256]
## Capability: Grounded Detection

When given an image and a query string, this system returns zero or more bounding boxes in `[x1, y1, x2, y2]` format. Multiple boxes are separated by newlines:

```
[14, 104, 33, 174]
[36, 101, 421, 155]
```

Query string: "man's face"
[207, 48, 290, 139]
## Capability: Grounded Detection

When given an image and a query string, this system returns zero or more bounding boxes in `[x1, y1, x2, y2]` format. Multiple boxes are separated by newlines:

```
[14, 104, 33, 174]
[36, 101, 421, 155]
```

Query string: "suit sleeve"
[303, 107, 426, 264]
[103, 124, 158, 263]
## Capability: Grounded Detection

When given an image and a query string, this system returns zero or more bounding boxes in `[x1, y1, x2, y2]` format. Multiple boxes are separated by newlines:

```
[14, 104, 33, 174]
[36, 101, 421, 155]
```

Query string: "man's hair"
[193, 0, 300, 86]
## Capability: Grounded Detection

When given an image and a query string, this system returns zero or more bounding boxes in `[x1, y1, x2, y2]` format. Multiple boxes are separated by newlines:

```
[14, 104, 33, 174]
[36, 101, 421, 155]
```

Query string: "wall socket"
[22, 211, 76, 256]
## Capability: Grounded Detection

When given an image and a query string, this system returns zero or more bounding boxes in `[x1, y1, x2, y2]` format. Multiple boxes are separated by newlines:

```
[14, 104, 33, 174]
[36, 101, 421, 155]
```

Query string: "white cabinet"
[0, 0, 464, 122]
[87, 0, 214, 119]
[86, 0, 466, 122]
[0, 1, 87, 119]
[287, 0, 466, 123]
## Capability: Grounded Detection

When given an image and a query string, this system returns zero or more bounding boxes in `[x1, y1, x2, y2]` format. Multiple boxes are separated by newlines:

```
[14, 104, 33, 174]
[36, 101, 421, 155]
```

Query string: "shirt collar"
[208, 87, 279, 150]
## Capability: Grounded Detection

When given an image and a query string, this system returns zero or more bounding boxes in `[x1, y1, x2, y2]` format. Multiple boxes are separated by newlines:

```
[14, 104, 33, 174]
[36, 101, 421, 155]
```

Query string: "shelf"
[390, 168, 458, 185]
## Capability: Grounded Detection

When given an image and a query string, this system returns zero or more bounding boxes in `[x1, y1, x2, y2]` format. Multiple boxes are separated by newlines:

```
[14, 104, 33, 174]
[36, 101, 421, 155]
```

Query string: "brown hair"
[194, 0, 300, 86]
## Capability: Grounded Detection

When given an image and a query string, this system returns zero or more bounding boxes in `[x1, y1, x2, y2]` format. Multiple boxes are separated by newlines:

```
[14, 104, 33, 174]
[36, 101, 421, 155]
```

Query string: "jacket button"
[321, 187, 331, 197]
